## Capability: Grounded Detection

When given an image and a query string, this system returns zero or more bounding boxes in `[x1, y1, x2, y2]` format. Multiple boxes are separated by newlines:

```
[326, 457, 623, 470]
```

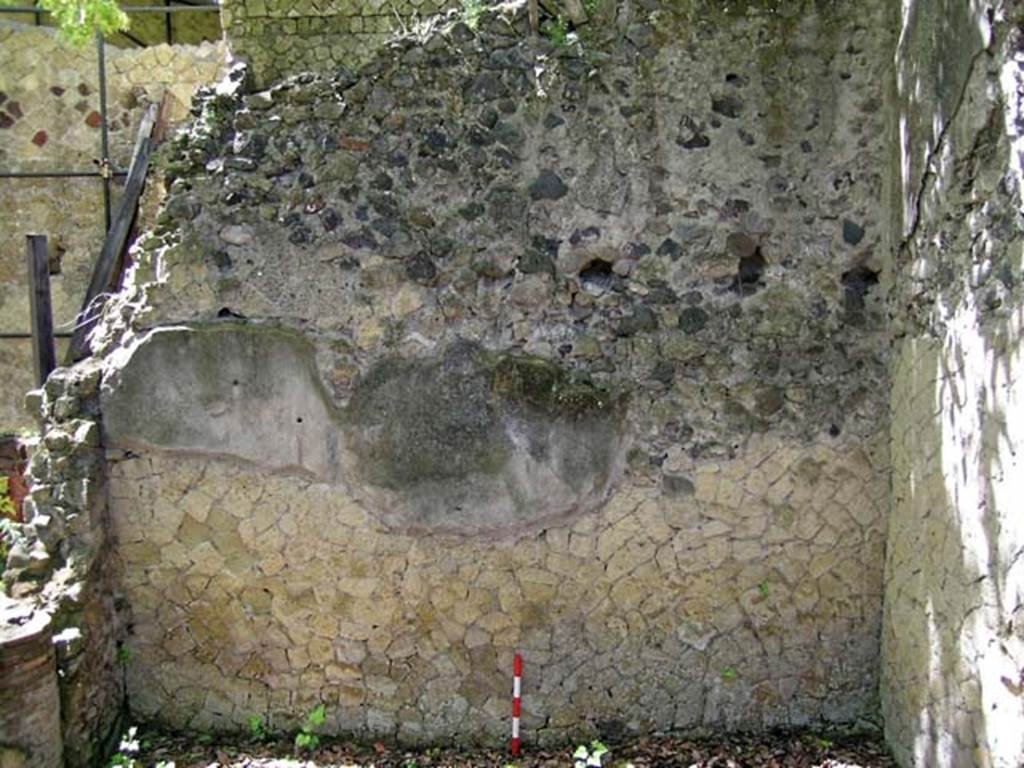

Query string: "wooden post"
[26, 234, 57, 386]
[67, 100, 162, 363]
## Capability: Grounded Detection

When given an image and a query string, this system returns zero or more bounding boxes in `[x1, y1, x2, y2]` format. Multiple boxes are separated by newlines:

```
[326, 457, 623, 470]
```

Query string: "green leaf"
[306, 704, 327, 728]
[0, 0, 129, 46]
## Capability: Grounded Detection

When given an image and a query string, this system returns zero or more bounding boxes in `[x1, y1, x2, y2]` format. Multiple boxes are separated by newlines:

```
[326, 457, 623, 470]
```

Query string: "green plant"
[0, 0, 129, 45]
[248, 714, 269, 742]
[758, 581, 770, 598]
[460, 0, 484, 30]
[573, 740, 609, 768]
[107, 726, 142, 767]
[721, 667, 739, 682]
[116, 645, 133, 665]
[0, 477, 15, 522]
[542, 14, 571, 46]
[0, 477, 24, 585]
[294, 704, 327, 752]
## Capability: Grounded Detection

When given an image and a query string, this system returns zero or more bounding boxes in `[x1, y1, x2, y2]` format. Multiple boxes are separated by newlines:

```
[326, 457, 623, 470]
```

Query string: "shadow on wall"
[886, 299, 1023, 766]
[883, 4, 1024, 761]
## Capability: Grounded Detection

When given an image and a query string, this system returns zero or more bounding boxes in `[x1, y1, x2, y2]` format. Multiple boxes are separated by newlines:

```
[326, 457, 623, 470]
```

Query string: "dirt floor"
[130, 727, 898, 768]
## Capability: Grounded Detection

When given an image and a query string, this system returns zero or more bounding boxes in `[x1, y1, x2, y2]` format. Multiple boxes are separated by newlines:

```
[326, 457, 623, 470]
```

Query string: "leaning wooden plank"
[26, 234, 57, 385]
[67, 100, 160, 363]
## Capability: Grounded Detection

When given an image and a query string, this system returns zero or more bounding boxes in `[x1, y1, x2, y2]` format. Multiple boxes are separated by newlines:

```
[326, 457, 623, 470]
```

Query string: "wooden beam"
[67, 100, 161, 363]
[26, 235, 57, 386]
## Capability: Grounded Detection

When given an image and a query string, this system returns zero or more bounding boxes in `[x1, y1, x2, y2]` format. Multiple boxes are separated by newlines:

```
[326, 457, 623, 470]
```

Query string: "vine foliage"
[0, 0, 129, 45]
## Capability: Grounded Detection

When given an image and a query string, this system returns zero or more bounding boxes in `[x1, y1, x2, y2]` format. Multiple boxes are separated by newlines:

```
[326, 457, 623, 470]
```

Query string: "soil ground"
[131, 727, 897, 768]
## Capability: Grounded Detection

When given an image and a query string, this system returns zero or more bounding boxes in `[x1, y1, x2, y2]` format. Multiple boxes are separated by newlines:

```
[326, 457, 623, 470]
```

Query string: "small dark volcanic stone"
[405, 252, 437, 283]
[678, 115, 710, 149]
[678, 306, 709, 333]
[652, 360, 676, 385]
[543, 112, 565, 130]
[662, 473, 695, 496]
[529, 170, 568, 201]
[616, 305, 659, 336]
[463, 72, 506, 102]
[726, 232, 758, 258]
[657, 238, 682, 259]
[320, 208, 342, 232]
[711, 94, 743, 118]
[843, 219, 866, 245]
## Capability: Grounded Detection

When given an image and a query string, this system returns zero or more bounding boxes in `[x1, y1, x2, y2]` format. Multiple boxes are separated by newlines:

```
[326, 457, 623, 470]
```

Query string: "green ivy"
[0, 0, 129, 46]
[0, 477, 14, 523]
[0, 477, 16, 586]
[460, 0, 484, 30]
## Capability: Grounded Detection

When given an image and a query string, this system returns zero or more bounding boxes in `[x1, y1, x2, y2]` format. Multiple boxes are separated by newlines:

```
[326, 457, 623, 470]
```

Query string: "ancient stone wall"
[219, 0, 458, 87]
[77, 0, 896, 742]
[2, 361, 124, 768]
[0, 23, 230, 433]
[881, 1, 1024, 766]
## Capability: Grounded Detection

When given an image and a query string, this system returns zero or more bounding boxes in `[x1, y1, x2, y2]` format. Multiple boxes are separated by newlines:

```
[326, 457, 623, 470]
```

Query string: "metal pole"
[0, 333, 74, 340]
[96, 32, 112, 233]
[0, 5, 220, 13]
[116, 29, 148, 47]
[0, 170, 127, 179]
[165, 0, 173, 44]
[26, 235, 58, 385]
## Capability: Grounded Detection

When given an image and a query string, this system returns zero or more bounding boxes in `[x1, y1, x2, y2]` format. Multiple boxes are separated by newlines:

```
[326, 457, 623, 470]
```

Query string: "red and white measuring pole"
[511, 652, 523, 757]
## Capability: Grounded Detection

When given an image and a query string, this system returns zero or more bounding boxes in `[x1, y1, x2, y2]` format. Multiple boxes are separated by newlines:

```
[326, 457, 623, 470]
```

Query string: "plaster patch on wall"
[102, 325, 628, 534]
[102, 324, 341, 479]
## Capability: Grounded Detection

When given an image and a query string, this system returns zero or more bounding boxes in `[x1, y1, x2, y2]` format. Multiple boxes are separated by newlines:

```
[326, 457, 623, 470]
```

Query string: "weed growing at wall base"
[573, 740, 609, 767]
[248, 714, 269, 742]
[294, 704, 327, 752]
[107, 726, 175, 768]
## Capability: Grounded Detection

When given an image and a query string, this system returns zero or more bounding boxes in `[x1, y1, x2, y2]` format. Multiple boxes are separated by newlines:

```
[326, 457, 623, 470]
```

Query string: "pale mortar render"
[0, 1, 1021, 767]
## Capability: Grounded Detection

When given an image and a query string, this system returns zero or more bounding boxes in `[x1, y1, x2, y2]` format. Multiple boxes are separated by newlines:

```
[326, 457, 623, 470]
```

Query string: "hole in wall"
[840, 265, 880, 321]
[579, 258, 615, 291]
[733, 250, 767, 294]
